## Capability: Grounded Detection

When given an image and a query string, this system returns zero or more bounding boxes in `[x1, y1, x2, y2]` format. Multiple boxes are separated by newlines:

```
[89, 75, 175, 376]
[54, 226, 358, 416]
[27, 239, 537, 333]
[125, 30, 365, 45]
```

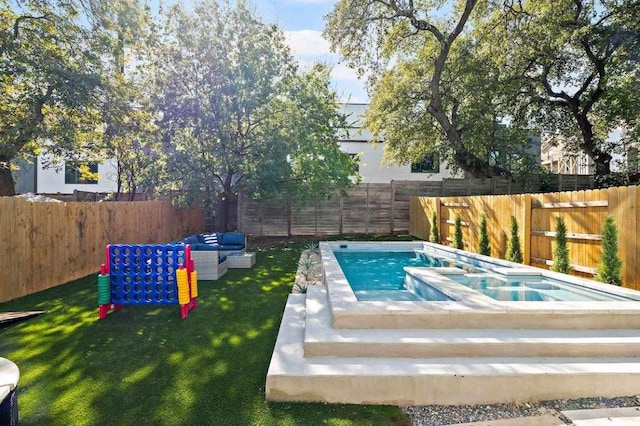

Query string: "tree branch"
[13, 14, 49, 39]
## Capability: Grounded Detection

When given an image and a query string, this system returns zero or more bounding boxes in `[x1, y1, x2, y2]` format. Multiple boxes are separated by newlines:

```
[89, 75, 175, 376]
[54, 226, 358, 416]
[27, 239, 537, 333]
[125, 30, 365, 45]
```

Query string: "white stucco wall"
[36, 156, 118, 194]
[338, 140, 456, 183]
[339, 103, 459, 183]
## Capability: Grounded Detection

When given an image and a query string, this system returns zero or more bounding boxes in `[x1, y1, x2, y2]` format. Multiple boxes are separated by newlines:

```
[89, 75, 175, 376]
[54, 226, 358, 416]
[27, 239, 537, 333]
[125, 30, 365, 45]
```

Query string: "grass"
[0, 239, 411, 426]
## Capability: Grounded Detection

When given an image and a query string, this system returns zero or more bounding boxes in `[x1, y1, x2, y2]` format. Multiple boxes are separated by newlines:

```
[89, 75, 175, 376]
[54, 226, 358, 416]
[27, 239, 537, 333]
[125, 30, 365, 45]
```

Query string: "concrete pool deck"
[265, 242, 640, 405]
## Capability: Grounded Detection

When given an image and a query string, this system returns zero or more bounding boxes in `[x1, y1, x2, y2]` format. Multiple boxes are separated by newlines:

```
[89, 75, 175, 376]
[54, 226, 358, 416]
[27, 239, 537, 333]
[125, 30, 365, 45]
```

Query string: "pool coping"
[321, 241, 640, 329]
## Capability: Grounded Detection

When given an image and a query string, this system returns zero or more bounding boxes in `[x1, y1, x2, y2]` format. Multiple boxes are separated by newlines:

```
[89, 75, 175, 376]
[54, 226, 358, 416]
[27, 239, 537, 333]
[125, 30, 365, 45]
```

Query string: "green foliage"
[324, 1, 537, 178]
[325, 0, 639, 178]
[479, 0, 639, 175]
[149, 1, 356, 229]
[304, 241, 319, 253]
[429, 212, 440, 243]
[454, 214, 464, 249]
[298, 253, 316, 281]
[595, 216, 623, 286]
[551, 216, 571, 274]
[0, 0, 154, 195]
[506, 215, 523, 263]
[477, 213, 491, 256]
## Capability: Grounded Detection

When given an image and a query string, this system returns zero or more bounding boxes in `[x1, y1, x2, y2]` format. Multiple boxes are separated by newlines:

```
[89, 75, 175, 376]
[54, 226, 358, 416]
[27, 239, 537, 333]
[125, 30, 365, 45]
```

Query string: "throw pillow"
[202, 233, 218, 245]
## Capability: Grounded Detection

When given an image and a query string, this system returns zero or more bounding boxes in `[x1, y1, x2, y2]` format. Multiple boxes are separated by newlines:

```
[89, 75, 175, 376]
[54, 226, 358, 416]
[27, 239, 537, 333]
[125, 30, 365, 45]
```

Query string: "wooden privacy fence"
[410, 186, 639, 290]
[238, 176, 594, 237]
[239, 181, 436, 236]
[0, 198, 205, 302]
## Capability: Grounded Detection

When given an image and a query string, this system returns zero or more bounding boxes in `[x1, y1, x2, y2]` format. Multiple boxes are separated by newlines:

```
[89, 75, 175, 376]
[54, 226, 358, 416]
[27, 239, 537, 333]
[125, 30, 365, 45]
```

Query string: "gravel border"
[402, 395, 640, 425]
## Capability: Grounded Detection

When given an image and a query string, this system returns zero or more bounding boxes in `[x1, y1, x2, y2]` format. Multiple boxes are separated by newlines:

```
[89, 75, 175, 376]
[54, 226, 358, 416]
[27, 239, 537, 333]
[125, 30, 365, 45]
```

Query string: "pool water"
[333, 248, 634, 303]
[449, 275, 633, 302]
[334, 251, 452, 301]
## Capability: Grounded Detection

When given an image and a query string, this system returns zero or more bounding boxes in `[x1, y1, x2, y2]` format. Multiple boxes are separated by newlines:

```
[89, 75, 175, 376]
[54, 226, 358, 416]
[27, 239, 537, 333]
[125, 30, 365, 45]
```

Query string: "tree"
[0, 0, 156, 196]
[429, 211, 440, 244]
[0, 0, 107, 195]
[93, 0, 159, 201]
[324, 0, 533, 178]
[149, 0, 357, 230]
[453, 214, 464, 249]
[551, 216, 571, 274]
[595, 216, 622, 285]
[477, 213, 491, 256]
[482, 0, 640, 175]
[506, 215, 523, 263]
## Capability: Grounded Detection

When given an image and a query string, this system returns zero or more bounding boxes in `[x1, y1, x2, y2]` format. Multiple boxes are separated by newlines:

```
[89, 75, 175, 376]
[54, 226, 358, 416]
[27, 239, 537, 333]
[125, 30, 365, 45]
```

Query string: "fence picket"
[0, 198, 204, 302]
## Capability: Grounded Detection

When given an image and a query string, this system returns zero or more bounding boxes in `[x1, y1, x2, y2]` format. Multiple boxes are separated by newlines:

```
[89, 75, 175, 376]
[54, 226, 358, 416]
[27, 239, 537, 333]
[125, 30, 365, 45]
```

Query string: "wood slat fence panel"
[410, 186, 639, 290]
[0, 198, 204, 302]
[238, 176, 595, 238]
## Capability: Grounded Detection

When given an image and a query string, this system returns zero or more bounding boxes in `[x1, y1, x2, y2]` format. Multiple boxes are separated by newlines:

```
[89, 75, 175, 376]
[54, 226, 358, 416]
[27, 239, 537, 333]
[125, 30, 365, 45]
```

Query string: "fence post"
[287, 195, 292, 237]
[339, 192, 344, 235]
[523, 193, 532, 265]
[365, 183, 370, 235]
[435, 197, 442, 243]
[390, 180, 396, 234]
[237, 189, 243, 233]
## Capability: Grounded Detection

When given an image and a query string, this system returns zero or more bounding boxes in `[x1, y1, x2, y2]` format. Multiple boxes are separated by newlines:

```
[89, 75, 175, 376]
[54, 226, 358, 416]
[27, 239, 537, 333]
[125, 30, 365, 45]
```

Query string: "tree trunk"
[576, 114, 611, 175]
[204, 184, 215, 232]
[218, 192, 230, 232]
[216, 171, 236, 232]
[0, 164, 16, 196]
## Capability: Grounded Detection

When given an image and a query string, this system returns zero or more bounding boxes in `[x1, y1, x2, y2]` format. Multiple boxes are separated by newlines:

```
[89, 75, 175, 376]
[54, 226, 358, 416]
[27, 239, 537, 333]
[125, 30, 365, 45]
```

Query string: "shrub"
[477, 213, 491, 256]
[454, 214, 463, 249]
[595, 216, 623, 285]
[551, 216, 572, 274]
[506, 215, 523, 263]
[429, 212, 440, 243]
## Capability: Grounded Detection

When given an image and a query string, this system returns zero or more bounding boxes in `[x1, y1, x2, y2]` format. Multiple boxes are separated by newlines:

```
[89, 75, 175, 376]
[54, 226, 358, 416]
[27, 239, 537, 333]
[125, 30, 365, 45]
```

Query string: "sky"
[152, 0, 369, 103]
[254, 0, 368, 103]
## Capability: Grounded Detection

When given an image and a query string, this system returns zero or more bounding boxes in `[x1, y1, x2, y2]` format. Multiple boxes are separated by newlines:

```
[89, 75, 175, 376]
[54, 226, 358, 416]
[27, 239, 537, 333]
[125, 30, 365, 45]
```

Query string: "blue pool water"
[448, 275, 633, 302]
[333, 248, 634, 303]
[334, 251, 453, 301]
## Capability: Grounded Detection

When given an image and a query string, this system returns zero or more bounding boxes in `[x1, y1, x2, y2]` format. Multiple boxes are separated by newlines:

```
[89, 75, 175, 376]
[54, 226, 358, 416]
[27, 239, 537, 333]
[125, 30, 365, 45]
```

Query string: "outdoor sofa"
[172, 233, 247, 280]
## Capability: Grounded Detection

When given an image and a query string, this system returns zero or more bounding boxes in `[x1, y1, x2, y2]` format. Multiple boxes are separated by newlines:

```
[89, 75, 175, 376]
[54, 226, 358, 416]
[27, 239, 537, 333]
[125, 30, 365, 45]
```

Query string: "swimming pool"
[329, 242, 638, 303]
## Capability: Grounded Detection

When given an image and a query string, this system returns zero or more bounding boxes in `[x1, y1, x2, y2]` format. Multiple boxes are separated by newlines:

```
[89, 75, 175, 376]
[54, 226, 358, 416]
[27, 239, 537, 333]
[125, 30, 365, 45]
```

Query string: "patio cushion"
[219, 233, 245, 248]
[182, 235, 201, 245]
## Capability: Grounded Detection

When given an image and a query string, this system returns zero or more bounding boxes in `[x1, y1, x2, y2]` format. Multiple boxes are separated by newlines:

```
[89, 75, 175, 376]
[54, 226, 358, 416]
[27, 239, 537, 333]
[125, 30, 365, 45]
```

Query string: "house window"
[411, 154, 439, 173]
[65, 161, 99, 184]
[348, 153, 360, 174]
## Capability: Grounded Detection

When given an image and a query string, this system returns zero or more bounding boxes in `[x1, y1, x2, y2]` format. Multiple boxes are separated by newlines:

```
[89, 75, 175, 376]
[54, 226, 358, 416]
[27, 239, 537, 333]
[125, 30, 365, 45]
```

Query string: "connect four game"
[97, 244, 198, 319]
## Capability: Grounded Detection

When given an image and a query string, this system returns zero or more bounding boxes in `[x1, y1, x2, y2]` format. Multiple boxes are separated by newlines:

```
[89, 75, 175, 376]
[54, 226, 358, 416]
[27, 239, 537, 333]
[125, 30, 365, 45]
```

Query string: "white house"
[338, 103, 459, 183]
[15, 103, 463, 194]
[14, 155, 119, 195]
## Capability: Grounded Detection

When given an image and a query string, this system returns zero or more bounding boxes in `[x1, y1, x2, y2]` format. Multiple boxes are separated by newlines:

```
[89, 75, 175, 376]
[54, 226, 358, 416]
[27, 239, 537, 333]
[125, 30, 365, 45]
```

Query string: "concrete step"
[305, 286, 640, 358]
[265, 293, 640, 405]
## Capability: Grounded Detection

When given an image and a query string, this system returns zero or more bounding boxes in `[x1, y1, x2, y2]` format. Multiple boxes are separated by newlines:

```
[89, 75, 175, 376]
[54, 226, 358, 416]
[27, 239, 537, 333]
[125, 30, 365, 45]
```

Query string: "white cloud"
[330, 63, 362, 82]
[284, 30, 332, 57]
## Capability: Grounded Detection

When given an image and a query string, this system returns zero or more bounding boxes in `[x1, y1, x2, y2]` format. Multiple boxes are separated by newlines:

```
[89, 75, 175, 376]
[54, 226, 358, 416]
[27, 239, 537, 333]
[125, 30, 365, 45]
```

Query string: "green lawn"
[0, 240, 410, 426]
